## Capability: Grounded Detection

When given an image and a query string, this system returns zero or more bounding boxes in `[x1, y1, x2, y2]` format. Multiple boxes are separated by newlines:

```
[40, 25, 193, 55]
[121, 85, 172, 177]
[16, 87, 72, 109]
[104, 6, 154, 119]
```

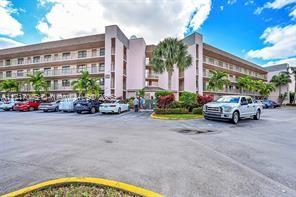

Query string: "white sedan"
[99, 100, 129, 114]
[59, 98, 77, 112]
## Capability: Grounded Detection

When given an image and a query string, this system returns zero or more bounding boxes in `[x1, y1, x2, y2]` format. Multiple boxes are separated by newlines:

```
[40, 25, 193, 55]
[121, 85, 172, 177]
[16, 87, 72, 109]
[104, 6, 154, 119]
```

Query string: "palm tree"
[207, 71, 231, 91]
[151, 38, 192, 90]
[0, 79, 18, 98]
[271, 72, 291, 100]
[254, 80, 275, 98]
[289, 67, 296, 92]
[87, 78, 101, 98]
[72, 70, 99, 97]
[236, 76, 255, 93]
[27, 71, 49, 96]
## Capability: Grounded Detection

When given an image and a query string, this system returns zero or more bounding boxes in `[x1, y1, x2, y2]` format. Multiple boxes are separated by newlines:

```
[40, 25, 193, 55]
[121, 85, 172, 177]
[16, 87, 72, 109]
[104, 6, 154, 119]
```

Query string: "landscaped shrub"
[157, 94, 175, 109]
[192, 107, 203, 114]
[155, 90, 174, 100]
[154, 108, 189, 114]
[169, 101, 184, 108]
[179, 92, 198, 111]
[197, 95, 213, 105]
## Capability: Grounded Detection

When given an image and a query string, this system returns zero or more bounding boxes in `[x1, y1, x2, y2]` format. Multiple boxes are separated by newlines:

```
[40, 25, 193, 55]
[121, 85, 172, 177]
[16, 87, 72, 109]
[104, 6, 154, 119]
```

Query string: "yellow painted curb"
[1, 177, 163, 197]
[151, 112, 203, 120]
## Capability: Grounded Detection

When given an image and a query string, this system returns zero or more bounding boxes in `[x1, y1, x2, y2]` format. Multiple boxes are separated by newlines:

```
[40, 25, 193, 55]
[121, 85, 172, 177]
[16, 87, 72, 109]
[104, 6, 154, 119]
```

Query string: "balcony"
[145, 74, 159, 79]
[205, 88, 260, 96]
[203, 56, 266, 80]
[0, 51, 104, 67]
[0, 67, 105, 80]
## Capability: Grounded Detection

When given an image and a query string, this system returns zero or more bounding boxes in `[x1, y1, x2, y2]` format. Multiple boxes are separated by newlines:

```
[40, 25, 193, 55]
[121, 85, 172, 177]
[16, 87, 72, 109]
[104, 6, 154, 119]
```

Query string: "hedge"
[192, 107, 203, 115]
[154, 108, 189, 114]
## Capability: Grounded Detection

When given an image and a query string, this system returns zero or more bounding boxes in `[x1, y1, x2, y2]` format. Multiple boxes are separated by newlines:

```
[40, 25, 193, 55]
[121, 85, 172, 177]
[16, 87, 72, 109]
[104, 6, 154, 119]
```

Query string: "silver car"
[39, 101, 60, 112]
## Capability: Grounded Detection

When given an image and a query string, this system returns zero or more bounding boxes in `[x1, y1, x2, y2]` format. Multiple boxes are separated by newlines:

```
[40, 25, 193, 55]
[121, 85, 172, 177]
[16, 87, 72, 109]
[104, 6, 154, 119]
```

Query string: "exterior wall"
[0, 25, 268, 100]
[127, 38, 146, 94]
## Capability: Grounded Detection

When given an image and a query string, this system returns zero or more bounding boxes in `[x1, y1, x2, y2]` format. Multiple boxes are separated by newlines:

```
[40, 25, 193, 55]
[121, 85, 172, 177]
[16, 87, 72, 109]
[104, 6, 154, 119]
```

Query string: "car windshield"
[216, 96, 240, 103]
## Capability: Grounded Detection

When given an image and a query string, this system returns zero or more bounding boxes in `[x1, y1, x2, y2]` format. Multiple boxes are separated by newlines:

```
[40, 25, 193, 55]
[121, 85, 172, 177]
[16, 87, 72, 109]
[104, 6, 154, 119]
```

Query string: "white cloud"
[36, 0, 211, 44]
[244, 0, 254, 6]
[262, 57, 296, 67]
[0, 0, 23, 37]
[220, 6, 224, 11]
[290, 7, 296, 19]
[227, 0, 237, 5]
[247, 25, 296, 60]
[255, 0, 296, 14]
[0, 37, 23, 49]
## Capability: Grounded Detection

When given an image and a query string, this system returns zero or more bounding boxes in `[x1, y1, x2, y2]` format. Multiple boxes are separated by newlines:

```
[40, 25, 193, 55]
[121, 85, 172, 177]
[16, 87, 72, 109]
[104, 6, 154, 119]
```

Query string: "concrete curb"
[151, 112, 203, 120]
[2, 177, 163, 197]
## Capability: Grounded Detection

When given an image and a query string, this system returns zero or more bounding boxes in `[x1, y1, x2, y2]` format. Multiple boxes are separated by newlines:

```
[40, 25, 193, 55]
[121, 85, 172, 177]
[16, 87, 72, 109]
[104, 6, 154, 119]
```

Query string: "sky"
[0, 0, 295, 67]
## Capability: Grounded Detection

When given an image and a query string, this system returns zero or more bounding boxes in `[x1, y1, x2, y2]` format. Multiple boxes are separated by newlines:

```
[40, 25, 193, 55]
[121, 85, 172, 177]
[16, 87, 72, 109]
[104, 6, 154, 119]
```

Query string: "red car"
[13, 100, 40, 111]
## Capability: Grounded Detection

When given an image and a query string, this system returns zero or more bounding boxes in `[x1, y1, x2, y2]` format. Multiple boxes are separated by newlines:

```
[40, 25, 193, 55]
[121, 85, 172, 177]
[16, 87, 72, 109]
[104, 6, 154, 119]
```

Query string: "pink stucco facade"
[0, 25, 268, 99]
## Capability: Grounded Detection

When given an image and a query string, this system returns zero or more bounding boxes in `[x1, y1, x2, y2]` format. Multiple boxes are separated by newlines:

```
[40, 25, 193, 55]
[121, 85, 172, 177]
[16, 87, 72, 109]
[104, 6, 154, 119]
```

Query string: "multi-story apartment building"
[0, 25, 267, 99]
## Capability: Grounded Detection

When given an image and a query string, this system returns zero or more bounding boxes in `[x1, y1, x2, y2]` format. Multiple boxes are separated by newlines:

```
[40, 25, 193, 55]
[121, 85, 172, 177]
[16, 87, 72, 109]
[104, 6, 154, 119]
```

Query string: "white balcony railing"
[0, 51, 104, 67]
[0, 67, 105, 80]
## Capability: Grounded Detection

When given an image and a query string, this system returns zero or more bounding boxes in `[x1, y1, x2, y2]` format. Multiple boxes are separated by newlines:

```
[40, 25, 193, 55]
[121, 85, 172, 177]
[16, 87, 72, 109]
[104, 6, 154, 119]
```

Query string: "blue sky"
[0, 0, 295, 67]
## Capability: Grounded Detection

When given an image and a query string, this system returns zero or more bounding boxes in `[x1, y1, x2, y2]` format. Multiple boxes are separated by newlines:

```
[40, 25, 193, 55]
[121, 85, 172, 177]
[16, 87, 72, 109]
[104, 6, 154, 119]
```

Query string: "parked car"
[74, 99, 101, 114]
[99, 100, 129, 114]
[39, 100, 60, 112]
[13, 100, 40, 111]
[203, 95, 263, 124]
[59, 98, 77, 112]
[0, 99, 18, 111]
[262, 99, 280, 108]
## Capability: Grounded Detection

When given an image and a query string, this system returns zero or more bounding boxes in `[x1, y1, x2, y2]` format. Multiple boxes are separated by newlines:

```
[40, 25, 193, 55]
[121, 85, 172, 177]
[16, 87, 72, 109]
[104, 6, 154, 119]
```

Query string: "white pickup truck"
[203, 95, 263, 124]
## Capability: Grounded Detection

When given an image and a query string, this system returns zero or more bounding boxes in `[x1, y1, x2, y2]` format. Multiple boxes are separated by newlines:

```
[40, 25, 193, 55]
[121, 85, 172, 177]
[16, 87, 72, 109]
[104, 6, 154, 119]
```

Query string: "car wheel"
[254, 109, 261, 120]
[43, 109, 48, 112]
[231, 111, 239, 124]
[118, 108, 121, 114]
[29, 107, 34, 111]
[90, 107, 96, 114]
[77, 110, 82, 114]
[55, 107, 59, 112]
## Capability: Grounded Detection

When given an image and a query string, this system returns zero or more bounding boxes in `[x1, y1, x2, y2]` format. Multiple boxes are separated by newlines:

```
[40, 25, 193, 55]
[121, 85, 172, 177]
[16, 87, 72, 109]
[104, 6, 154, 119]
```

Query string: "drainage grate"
[176, 128, 215, 135]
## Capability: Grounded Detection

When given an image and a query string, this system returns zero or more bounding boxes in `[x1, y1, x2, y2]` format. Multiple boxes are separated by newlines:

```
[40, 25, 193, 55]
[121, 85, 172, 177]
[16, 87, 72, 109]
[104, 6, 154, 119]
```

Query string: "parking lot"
[1, 108, 296, 197]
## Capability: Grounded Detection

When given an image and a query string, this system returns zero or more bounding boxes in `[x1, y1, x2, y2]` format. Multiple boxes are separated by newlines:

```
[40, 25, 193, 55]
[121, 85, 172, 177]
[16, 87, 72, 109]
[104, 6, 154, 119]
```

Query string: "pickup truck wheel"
[231, 111, 239, 124]
[90, 107, 96, 114]
[118, 108, 121, 114]
[29, 107, 34, 111]
[254, 109, 261, 120]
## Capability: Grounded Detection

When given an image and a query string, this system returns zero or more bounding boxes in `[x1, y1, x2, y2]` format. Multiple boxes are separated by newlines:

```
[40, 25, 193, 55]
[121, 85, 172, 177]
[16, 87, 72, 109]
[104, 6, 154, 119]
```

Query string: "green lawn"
[152, 113, 203, 120]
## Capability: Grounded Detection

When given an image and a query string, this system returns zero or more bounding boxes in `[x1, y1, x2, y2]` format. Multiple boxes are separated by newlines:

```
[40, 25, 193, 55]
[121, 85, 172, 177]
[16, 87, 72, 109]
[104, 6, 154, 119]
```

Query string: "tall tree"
[254, 80, 275, 98]
[0, 79, 18, 98]
[87, 78, 101, 98]
[236, 76, 255, 93]
[289, 67, 296, 92]
[207, 70, 231, 91]
[151, 38, 192, 90]
[27, 71, 49, 96]
[271, 72, 291, 100]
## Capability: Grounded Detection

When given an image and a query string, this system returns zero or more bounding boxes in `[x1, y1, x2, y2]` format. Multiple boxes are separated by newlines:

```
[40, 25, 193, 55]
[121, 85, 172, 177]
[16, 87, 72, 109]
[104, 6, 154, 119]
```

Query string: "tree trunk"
[278, 85, 282, 104]
[168, 71, 172, 90]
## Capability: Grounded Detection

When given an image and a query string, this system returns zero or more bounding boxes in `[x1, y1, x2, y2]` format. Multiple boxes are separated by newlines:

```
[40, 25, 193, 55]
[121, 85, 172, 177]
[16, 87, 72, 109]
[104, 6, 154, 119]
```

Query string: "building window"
[62, 52, 70, 60]
[78, 50, 87, 58]
[44, 68, 51, 76]
[145, 57, 150, 65]
[91, 64, 97, 73]
[99, 63, 105, 72]
[44, 55, 51, 62]
[208, 57, 214, 64]
[62, 66, 71, 74]
[99, 48, 105, 56]
[218, 61, 223, 67]
[99, 78, 104, 85]
[54, 54, 59, 60]
[229, 64, 233, 70]
[5, 59, 11, 66]
[17, 70, 24, 77]
[46, 81, 51, 88]
[18, 58, 24, 65]
[62, 80, 70, 87]
[77, 64, 86, 72]
[0, 72, 3, 79]
[6, 71, 12, 78]
[33, 56, 40, 63]
[92, 49, 97, 57]
[27, 57, 32, 63]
